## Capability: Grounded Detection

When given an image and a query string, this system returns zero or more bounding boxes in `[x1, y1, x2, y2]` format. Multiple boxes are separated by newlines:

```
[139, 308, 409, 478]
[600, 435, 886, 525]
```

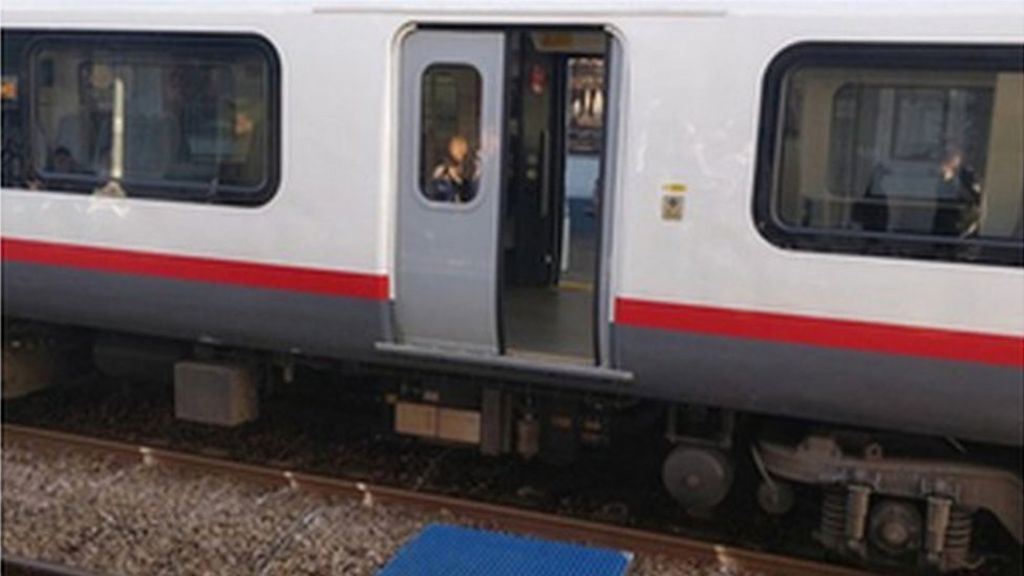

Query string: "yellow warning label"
[661, 183, 687, 193]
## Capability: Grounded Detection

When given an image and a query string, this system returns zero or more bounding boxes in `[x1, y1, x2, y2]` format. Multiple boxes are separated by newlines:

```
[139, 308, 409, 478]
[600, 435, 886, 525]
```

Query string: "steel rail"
[3, 423, 872, 576]
[1, 555, 102, 576]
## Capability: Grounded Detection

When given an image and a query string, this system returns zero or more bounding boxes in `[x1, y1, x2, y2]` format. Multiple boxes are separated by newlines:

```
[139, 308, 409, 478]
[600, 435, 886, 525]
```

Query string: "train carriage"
[2, 0, 1022, 571]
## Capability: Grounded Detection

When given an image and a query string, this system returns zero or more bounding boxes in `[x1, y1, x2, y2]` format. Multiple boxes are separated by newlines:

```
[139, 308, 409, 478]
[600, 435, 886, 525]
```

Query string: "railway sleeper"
[758, 434, 1023, 572]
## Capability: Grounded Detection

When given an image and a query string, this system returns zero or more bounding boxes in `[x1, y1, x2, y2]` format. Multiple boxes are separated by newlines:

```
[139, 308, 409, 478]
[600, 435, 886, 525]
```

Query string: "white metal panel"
[4, 0, 1023, 17]
[611, 13, 1024, 337]
[1, 10, 403, 278]
[2, 0, 1022, 340]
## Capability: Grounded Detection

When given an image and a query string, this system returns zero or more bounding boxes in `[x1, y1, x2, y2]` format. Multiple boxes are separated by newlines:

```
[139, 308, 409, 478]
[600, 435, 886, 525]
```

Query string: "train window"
[420, 64, 481, 204]
[2, 32, 31, 190]
[756, 44, 1023, 266]
[0, 30, 279, 206]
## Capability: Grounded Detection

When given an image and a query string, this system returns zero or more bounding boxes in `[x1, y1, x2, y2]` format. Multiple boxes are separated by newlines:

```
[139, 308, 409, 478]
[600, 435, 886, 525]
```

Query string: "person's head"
[447, 135, 470, 164]
[78, 61, 115, 109]
[942, 146, 964, 172]
[53, 147, 73, 172]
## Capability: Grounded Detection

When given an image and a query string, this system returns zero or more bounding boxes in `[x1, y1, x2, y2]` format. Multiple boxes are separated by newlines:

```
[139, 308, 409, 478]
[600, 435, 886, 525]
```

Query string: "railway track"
[3, 423, 872, 576]
[1, 555, 100, 576]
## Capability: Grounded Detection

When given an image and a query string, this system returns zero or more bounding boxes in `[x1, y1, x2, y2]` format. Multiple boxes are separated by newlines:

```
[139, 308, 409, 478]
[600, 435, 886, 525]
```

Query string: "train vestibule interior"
[500, 29, 609, 365]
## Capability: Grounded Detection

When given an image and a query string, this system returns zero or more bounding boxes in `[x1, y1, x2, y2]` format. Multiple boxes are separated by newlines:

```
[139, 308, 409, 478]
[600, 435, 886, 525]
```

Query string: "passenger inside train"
[934, 146, 983, 237]
[427, 135, 480, 203]
[776, 64, 1023, 259]
[49, 146, 76, 174]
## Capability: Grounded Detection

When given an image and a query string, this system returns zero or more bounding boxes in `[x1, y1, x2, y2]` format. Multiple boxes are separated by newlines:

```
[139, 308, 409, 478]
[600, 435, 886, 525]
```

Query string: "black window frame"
[754, 42, 1024, 267]
[2, 28, 281, 207]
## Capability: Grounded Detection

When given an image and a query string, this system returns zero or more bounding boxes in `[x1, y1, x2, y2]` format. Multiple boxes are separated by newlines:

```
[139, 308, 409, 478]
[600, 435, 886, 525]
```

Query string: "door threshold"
[504, 348, 592, 367]
[557, 281, 593, 293]
[375, 341, 633, 383]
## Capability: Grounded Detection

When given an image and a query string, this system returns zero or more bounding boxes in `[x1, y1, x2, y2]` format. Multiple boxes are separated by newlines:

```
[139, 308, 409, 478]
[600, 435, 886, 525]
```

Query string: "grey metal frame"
[596, 33, 623, 366]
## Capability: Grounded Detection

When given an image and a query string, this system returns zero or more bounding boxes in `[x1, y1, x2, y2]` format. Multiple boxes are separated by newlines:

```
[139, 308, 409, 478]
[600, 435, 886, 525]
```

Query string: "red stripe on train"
[1, 237, 389, 300]
[3, 238, 1020, 367]
[615, 297, 1024, 368]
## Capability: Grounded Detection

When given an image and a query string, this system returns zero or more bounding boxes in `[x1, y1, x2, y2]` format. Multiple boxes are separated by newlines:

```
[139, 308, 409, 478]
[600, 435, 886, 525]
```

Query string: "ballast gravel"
[2, 439, 766, 576]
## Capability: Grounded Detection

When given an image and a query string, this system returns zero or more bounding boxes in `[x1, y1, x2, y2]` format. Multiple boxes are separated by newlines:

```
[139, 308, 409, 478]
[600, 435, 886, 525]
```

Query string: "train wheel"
[661, 444, 734, 513]
[756, 479, 795, 516]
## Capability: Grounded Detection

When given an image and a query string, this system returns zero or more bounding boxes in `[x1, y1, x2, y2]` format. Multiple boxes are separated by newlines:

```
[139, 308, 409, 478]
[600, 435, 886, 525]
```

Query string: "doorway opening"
[500, 29, 610, 365]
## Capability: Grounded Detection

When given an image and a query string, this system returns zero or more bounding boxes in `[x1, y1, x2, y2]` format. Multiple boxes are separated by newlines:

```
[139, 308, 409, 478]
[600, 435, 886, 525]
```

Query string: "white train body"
[2, 0, 1023, 446]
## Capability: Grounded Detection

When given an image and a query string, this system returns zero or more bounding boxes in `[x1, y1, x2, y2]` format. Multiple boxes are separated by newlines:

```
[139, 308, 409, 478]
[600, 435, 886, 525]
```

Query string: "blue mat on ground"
[377, 523, 632, 576]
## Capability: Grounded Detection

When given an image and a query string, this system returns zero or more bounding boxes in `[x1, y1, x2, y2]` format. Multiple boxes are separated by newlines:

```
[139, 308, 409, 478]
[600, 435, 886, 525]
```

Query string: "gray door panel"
[395, 31, 505, 353]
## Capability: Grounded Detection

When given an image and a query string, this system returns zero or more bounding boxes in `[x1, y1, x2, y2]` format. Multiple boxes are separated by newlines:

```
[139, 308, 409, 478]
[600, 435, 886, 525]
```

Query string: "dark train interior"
[500, 30, 608, 364]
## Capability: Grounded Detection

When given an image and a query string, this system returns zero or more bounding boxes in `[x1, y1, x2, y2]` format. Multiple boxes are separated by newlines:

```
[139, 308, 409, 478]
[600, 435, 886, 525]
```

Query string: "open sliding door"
[393, 30, 505, 354]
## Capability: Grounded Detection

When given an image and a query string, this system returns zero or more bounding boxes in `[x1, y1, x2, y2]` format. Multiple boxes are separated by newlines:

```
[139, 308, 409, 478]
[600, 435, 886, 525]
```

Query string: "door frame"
[494, 27, 622, 367]
[595, 29, 623, 366]
[382, 24, 627, 376]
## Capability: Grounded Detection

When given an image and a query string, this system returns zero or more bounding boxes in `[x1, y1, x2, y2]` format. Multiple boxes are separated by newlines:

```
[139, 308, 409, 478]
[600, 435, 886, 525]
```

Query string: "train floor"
[503, 283, 594, 362]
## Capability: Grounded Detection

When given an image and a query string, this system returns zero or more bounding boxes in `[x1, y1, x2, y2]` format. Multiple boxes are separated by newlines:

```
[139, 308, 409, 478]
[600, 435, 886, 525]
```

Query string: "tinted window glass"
[1, 31, 278, 205]
[759, 45, 1023, 266]
[420, 64, 481, 204]
[2, 32, 31, 190]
